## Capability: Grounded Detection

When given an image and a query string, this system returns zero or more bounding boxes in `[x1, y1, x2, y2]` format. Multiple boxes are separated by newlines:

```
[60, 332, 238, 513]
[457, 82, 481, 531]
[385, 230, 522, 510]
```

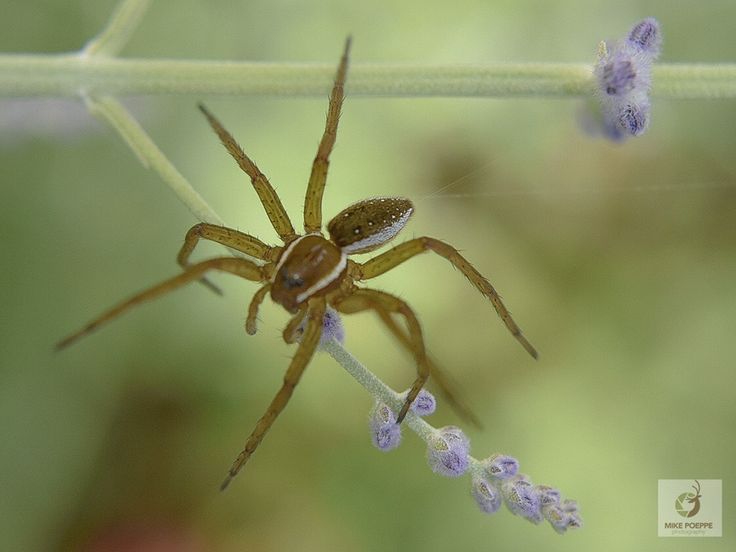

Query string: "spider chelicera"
[58, 38, 537, 490]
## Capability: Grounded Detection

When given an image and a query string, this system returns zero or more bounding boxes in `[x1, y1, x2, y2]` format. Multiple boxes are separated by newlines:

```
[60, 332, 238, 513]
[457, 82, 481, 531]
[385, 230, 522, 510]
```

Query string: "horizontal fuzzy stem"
[1, 55, 734, 99]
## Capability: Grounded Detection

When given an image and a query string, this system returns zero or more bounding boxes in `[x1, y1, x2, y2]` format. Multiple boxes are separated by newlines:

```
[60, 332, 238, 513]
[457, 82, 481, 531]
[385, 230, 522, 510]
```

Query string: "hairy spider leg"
[198, 104, 296, 242]
[220, 298, 326, 491]
[282, 303, 309, 344]
[374, 309, 483, 429]
[355, 237, 539, 359]
[245, 283, 272, 335]
[179, 223, 277, 264]
[334, 288, 429, 424]
[303, 37, 352, 234]
[178, 222, 279, 295]
[55, 257, 264, 350]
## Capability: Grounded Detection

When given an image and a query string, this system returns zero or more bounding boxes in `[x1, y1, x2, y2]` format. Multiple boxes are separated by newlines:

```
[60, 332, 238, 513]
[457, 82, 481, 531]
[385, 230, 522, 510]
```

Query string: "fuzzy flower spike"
[593, 17, 662, 140]
[322, 317, 583, 535]
[364, 385, 583, 534]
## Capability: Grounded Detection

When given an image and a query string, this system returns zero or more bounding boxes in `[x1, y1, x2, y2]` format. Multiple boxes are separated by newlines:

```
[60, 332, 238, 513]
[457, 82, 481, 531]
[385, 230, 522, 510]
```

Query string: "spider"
[57, 38, 537, 490]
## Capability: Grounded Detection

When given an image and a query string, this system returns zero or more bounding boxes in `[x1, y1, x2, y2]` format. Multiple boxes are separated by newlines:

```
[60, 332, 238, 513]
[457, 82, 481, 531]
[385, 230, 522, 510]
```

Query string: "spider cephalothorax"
[58, 38, 536, 490]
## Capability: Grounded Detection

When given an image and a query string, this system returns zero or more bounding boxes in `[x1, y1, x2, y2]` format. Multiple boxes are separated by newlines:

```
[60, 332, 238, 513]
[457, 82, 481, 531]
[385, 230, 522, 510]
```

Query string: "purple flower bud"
[482, 453, 519, 480]
[296, 307, 345, 346]
[618, 99, 650, 136]
[567, 512, 584, 530]
[542, 495, 583, 533]
[369, 402, 401, 451]
[426, 426, 470, 477]
[320, 307, 345, 345]
[501, 476, 543, 524]
[543, 504, 573, 534]
[440, 426, 469, 448]
[536, 494, 583, 534]
[401, 388, 436, 417]
[597, 47, 638, 96]
[471, 476, 502, 514]
[535, 485, 561, 507]
[628, 18, 661, 58]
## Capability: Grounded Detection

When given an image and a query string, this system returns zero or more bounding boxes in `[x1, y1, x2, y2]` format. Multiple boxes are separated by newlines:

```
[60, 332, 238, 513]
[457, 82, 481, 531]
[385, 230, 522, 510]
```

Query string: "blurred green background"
[1, 1, 734, 550]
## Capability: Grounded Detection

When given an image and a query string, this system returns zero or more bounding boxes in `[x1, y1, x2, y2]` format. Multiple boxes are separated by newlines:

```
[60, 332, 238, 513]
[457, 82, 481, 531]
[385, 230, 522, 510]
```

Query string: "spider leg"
[303, 37, 351, 234]
[282, 303, 309, 344]
[354, 237, 538, 359]
[334, 288, 428, 424]
[220, 298, 326, 490]
[179, 223, 278, 264]
[56, 257, 263, 350]
[374, 309, 483, 429]
[178, 223, 279, 296]
[198, 103, 296, 243]
[245, 283, 271, 335]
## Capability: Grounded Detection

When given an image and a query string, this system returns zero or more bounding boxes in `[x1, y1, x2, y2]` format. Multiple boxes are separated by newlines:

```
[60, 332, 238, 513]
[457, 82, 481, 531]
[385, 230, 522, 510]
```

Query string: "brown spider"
[57, 38, 537, 490]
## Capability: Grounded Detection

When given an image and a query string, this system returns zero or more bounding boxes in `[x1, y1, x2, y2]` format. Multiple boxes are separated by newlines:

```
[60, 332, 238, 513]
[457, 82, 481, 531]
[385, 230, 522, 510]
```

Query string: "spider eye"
[283, 274, 305, 289]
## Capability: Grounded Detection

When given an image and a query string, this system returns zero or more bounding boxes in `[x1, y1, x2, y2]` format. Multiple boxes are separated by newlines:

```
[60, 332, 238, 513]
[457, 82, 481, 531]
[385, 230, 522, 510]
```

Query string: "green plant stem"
[84, 94, 225, 225]
[82, 0, 152, 57]
[2, 54, 735, 99]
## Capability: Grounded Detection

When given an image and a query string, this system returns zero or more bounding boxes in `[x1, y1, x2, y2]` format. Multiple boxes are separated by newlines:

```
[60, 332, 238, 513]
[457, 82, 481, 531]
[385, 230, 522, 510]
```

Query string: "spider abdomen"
[270, 234, 347, 312]
[328, 197, 414, 254]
